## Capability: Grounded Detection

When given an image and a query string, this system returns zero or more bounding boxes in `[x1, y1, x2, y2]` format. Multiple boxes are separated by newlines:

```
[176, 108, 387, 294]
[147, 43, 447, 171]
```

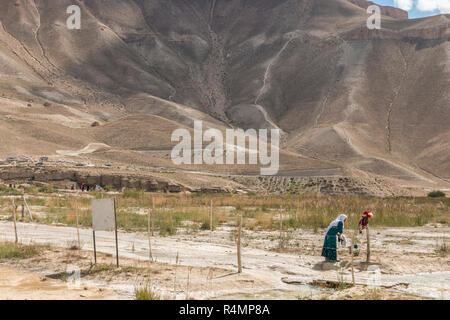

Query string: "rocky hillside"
[0, 0, 448, 193]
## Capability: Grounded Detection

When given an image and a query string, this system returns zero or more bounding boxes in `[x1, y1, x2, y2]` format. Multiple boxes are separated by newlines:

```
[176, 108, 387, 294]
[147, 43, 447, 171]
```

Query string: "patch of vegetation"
[2, 191, 448, 233]
[0, 242, 44, 261]
[27, 197, 46, 206]
[135, 283, 161, 300]
[0, 187, 22, 196]
[359, 288, 383, 300]
[66, 240, 80, 250]
[159, 217, 177, 236]
[123, 188, 145, 200]
[428, 191, 446, 198]
[199, 217, 216, 231]
[436, 242, 448, 256]
[85, 263, 118, 275]
[38, 186, 57, 193]
[310, 279, 353, 290]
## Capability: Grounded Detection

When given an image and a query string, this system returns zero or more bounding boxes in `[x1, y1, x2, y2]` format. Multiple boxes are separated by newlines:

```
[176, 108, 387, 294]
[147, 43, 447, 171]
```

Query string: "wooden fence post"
[237, 214, 242, 273]
[279, 209, 283, 249]
[12, 198, 18, 244]
[21, 191, 25, 220]
[147, 208, 153, 261]
[151, 196, 155, 236]
[351, 229, 355, 285]
[75, 198, 81, 249]
[185, 267, 192, 300]
[113, 197, 119, 268]
[173, 252, 179, 298]
[210, 200, 213, 231]
[366, 225, 371, 263]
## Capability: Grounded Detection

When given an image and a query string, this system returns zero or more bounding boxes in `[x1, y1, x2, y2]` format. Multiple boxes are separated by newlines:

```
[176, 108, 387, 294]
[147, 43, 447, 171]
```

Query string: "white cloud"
[394, 0, 414, 10]
[416, 0, 450, 13]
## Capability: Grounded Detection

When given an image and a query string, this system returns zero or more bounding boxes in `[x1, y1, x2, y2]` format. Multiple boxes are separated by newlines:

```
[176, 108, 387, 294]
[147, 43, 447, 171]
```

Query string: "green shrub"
[38, 186, 56, 193]
[122, 188, 144, 199]
[0, 242, 43, 261]
[436, 242, 448, 256]
[158, 218, 177, 236]
[0, 187, 22, 196]
[428, 191, 446, 198]
[200, 219, 216, 231]
[135, 284, 160, 300]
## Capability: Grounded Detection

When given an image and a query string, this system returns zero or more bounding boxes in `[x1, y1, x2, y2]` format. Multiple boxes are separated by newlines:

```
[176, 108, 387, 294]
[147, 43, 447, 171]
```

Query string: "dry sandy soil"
[0, 221, 448, 300]
[0, 264, 117, 300]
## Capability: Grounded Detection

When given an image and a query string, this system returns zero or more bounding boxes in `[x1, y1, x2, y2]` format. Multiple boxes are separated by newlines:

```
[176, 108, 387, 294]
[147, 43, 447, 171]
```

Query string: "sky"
[371, 0, 450, 18]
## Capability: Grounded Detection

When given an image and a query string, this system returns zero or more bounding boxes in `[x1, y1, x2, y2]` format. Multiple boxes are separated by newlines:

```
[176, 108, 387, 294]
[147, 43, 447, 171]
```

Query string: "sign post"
[92, 198, 119, 267]
[114, 198, 119, 268]
[12, 198, 18, 244]
[93, 230, 97, 264]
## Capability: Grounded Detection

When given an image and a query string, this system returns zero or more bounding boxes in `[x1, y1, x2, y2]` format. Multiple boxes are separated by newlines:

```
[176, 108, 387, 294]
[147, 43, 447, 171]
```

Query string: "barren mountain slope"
[0, 0, 448, 189]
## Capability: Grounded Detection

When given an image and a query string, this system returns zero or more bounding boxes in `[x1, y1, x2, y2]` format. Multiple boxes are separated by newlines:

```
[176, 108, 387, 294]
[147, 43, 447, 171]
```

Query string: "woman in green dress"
[321, 214, 347, 262]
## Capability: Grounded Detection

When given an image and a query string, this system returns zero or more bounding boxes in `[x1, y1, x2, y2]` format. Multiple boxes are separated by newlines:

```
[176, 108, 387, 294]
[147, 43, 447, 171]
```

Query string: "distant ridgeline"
[347, 0, 409, 19]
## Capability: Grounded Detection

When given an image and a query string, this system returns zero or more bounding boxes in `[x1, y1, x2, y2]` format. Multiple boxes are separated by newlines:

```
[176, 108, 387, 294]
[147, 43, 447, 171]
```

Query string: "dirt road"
[0, 221, 448, 299]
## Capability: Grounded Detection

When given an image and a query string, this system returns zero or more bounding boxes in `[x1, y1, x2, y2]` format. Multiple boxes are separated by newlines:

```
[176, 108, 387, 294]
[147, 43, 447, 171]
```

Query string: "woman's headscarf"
[325, 214, 347, 235]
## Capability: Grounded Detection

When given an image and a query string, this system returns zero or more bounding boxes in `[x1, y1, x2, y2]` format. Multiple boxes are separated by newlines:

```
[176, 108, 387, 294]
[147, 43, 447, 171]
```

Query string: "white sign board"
[92, 198, 116, 231]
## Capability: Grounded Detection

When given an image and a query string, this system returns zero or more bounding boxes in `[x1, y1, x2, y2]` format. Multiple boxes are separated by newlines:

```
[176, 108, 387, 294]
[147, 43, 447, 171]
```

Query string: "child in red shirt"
[359, 211, 373, 234]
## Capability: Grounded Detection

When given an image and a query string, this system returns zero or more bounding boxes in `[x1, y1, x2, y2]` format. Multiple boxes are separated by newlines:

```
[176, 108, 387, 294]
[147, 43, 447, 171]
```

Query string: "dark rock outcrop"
[0, 166, 184, 193]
